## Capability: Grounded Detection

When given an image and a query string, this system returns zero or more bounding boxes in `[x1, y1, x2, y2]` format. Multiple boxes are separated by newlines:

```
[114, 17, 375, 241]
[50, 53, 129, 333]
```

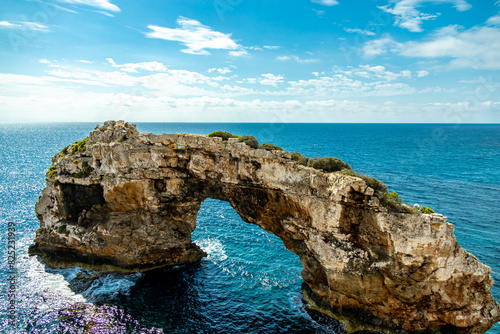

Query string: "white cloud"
[276, 55, 319, 63]
[344, 28, 375, 36]
[95, 10, 114, 17]
[263, 45, 281, 50]
[379, 0, 471, 32]
[276, 56, 290, 61]
[399, 25, 500, 70]
[340, 65, 415, 82]
[56, 0, 120, 12]
[2, 59, 498, 122]
[486, 14, 500, 26]
[285, 64, 430, 98]
[259, 73, 284, 86]
[362, 37, 400, 57]
[417, 70, 429, 77]
[238, 78, 257, 84]
[0, 21, 49, 32]
[0, 21, 20, 28]
[229, 50, 248, 57]
[22, 22, 50, 31]
[106, 58, 167, 73]
[3, 73, 495, 123]
[458, 76, 500, 85]
[38, 59, 62, 68]
[363, 24, 500, 70]
[401, 70, 412, 78]
[311, 0, 339, 6]
[49, 68, 137, 86]
[208, 67, 232, 74]
[312, 71, 326, 77]
[32, 58, 426, 99]
[78, 60, 93, 64]
[145, 17, 244, 56]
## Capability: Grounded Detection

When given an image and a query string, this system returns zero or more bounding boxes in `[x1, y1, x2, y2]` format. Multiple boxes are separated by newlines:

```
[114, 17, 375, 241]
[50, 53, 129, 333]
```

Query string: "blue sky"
[0, 0, 499, 122]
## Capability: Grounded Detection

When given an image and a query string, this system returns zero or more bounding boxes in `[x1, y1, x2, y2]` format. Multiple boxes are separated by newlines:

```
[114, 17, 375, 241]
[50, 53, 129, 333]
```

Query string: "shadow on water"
[113, 263, 208, 332]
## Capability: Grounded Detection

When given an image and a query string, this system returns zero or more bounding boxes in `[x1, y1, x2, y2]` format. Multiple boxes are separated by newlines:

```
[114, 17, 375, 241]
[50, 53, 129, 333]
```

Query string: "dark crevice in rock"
[60, 183, 105, 223]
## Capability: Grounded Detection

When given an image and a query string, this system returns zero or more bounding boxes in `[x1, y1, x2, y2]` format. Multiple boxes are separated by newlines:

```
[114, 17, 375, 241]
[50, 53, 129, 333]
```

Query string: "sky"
[0, 0, 499, 123]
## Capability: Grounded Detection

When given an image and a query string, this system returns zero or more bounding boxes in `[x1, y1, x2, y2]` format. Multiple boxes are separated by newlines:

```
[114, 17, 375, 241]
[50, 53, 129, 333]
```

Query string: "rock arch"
[30, 121, 500, 333]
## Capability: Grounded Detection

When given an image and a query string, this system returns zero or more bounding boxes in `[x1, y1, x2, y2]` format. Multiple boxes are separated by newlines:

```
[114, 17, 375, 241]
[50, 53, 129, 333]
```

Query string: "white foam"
[24, 256, 86, 305]
[82, 273, 142, 302]
[197, 238, 228, 262]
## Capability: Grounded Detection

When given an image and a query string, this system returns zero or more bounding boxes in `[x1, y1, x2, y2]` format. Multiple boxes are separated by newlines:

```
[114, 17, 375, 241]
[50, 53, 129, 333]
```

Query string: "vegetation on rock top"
[208, 131, 240, 141]
[259, 143, 283, 151]
[47, 166, 57, 178]
[292, 152, 350, 173]
[308, 157, 351, 173]
[71, 138, 88, 153]
[421, 206, 434, 214]
[238, 135, 259, 149]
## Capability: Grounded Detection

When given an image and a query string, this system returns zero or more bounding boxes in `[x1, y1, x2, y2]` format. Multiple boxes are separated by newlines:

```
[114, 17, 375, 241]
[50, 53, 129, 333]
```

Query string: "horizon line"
[1, 121, 500, 125]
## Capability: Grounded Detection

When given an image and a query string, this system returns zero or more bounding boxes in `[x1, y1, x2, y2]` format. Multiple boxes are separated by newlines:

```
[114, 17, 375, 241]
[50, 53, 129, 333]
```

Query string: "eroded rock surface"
[30, 121, 500, 333]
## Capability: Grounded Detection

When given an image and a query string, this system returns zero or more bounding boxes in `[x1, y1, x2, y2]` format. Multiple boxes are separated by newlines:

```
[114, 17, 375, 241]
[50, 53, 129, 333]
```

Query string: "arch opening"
[187, 198, 331, 333]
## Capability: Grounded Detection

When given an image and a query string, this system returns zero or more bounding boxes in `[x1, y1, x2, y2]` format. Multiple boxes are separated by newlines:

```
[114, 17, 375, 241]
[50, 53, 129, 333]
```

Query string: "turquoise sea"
[0, 123, 499, 333]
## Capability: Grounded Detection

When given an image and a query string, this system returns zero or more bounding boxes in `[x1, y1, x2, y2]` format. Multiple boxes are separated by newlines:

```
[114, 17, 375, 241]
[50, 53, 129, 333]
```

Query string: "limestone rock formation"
[30, 121, 500, 333]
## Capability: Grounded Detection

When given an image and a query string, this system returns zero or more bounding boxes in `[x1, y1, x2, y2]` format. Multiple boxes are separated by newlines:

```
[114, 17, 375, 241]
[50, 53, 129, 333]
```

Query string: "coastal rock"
[30, 121, 500, 333]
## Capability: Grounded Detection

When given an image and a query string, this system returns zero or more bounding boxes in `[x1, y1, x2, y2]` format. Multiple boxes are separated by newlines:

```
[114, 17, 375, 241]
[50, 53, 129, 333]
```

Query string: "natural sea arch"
[30, 121, 500, 334]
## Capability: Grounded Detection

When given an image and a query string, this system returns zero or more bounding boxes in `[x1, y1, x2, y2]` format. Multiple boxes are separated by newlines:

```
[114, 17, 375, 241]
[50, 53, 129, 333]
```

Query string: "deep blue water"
[0, 123, 499, 333]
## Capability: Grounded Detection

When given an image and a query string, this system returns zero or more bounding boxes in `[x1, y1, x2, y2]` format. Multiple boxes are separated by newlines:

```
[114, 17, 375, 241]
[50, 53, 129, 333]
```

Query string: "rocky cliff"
[30, 121, 500, 333]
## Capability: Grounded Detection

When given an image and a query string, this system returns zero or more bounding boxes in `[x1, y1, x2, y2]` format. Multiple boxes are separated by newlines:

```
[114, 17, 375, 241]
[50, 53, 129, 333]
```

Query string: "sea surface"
[0, 123, 499, 334]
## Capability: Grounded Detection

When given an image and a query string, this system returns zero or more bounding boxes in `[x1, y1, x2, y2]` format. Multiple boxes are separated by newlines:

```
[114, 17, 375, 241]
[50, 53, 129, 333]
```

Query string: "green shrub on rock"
[47, 166, 57, 178]
[259, 143, 283, 151]
[421, 206, 435, 214]
[291, 152, 309, 166]
[291, 153, 350, 173]
[291, 152, 302, 161]
[71, 138, 88, 153]
[238, 135, 259, 149]
[208, 131, 239, 141]
[359, 174, 388, 198]
[308, 157, 351, 173]
[381, 191, 404, 212]
[57, 224, 67, 234]
[341, 168, 357, 177]
[380, 191, 415, 214]
[82, 161, 92, 174]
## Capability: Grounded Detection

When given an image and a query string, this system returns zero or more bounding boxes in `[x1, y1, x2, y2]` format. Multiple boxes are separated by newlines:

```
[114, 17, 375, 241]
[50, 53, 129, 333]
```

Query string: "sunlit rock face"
[30, 121, 500, 334]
